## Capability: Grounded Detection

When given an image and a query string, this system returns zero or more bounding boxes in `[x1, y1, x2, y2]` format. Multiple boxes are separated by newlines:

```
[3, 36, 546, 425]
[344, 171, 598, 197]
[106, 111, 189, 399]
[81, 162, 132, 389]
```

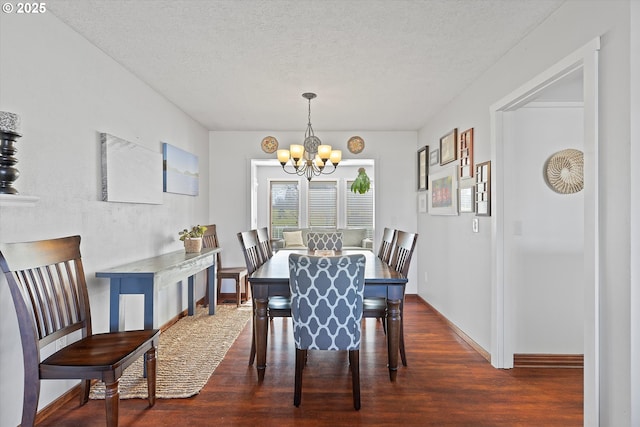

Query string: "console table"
[96, 247, 221, 332]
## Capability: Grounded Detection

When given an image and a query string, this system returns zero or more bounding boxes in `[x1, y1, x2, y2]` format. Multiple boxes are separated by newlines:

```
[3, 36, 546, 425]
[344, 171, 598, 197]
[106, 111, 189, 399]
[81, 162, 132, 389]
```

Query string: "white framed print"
[418, 192, 427, 213]
[429, 166, 458, 215]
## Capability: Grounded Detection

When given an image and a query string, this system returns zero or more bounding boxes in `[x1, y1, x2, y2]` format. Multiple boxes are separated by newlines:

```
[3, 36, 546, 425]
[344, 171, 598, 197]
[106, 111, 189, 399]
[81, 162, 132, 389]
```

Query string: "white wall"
[631, 1, 640, 424]
[417, 1, 633, 424]
[209, 131, 419, 293]
[0, 13, 210, 427]
[508, 105, 584, 354]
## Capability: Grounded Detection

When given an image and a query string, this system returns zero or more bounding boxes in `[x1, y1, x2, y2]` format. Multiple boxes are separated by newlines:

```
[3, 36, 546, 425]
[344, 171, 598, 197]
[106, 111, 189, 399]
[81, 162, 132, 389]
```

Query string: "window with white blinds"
[347, 181, 374, 238]
[270, 181, 299, 239]
[308, 181, 337, 228]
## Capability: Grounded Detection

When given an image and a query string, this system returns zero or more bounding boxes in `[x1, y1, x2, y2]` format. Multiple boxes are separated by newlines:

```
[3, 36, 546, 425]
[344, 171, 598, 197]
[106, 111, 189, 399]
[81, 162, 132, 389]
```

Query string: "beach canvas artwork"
[163, 143, 199, 196]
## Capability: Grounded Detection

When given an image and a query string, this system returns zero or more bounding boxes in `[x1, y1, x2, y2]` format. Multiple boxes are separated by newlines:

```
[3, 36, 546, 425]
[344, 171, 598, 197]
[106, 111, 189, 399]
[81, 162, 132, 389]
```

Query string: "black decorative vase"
[0, 111, 22, 195]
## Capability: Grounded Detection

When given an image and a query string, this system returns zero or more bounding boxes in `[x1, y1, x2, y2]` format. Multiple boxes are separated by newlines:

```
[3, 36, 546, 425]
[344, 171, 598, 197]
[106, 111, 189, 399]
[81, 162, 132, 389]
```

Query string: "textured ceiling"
[47, 0, 565, 131]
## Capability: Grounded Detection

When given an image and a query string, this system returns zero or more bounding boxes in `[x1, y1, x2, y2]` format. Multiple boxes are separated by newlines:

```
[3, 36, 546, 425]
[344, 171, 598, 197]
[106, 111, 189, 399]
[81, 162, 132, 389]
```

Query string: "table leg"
[386, 299, 401, 382]
[143, 284, 154, 330]
[188, 275, 195, 316]
[109, 279, 121, 332]
[254, 298, 268, 382]
[208, 265, 216, 315]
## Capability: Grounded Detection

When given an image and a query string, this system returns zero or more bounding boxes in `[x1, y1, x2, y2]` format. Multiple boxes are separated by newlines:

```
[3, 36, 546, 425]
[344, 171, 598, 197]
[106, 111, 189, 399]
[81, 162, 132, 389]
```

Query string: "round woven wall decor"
[545, 148, 584, 194]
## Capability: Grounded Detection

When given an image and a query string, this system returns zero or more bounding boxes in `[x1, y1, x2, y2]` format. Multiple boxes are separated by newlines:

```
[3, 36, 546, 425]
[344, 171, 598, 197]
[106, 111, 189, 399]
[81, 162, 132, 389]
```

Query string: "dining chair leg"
[104, 381, 119, 427]
[236, 278, 241, 307]
[249, 319, 256, 365]
[349, 350, 361, 410]
[244, 276, 251, 303]
[80, 379, 91, 405]
[400, 318, 407, 367]
[294, 348, 305, 407]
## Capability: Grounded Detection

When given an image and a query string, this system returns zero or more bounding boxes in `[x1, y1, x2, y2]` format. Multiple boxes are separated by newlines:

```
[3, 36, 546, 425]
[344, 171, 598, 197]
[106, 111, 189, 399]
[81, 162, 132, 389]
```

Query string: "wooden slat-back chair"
[256, 227, 273, 261]
[202, 225, 249, 307]
[237, 229, 291, 365]
[363, 230, 418, 367]
[368, 227, 397, 328]
[0, 235, 159, 427]
[388, 230, 418, 366]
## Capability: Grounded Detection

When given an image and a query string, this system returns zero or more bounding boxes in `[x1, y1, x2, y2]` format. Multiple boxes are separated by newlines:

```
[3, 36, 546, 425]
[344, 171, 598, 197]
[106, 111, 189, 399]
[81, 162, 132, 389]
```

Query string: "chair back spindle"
[377, 228, 397, 264]
[256, 227, 273, 260]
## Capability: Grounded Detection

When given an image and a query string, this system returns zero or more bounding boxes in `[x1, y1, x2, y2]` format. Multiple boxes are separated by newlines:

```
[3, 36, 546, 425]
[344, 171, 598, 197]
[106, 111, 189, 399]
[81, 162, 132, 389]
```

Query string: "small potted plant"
[179, 225, 207, 253]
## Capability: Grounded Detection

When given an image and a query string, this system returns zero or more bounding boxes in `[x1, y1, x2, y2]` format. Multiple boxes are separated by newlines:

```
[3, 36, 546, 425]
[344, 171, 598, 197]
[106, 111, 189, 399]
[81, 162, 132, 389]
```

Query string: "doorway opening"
[490, 38, 600, 423]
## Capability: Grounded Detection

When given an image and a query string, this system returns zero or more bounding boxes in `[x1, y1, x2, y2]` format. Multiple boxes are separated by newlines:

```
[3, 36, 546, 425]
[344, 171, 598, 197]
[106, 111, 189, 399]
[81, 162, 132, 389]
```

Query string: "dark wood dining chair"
[256, 227, 273, 260]
[377, 227, 397, 264]
[238, 229, 291, 365]
[363, 230, 418, 367]
[0, 235, 160, 427]
[289, 253, 366, 410]
[202, 224, 249, 307]
[369, 227, 397, 329]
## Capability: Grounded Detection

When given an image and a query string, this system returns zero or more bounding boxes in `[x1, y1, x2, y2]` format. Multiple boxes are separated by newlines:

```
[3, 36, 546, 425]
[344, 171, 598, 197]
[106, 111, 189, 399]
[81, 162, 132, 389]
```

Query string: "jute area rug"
[89, 303, 252, 399]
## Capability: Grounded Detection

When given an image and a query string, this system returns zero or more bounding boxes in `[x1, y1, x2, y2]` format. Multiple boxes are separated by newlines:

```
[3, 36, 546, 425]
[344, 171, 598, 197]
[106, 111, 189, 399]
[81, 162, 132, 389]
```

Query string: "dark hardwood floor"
[39, 299, 583, 426]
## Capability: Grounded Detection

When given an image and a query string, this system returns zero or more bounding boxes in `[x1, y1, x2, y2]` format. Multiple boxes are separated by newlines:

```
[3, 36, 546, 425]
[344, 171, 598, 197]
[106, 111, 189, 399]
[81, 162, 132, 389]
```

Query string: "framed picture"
[418, 192, 427, 213]
[459, 186, 475, 213]
[417, 145, 428, 191]
[100, 133, 163, 204]
[429, 148, 439, 166]
[440, 128, 458, 165]
[458, 128, 474, 179]
[163, 143, 200, 196]
[428, 166, 458, 215]
[475, 161, 491, 216]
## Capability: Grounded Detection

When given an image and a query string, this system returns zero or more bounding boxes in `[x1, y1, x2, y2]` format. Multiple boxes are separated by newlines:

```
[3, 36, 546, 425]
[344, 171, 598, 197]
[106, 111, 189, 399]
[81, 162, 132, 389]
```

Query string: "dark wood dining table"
[247, 249, 408, 382]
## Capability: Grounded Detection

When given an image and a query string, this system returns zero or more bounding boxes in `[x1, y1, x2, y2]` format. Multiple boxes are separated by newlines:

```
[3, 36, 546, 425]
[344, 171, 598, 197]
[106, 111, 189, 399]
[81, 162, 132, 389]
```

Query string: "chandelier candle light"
[276, 93, 341, 181]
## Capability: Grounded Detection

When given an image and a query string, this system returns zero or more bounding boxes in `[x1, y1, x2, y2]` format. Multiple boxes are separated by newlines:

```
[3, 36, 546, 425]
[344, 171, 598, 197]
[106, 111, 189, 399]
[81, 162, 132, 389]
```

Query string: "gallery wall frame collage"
[417, 127, 491, 216]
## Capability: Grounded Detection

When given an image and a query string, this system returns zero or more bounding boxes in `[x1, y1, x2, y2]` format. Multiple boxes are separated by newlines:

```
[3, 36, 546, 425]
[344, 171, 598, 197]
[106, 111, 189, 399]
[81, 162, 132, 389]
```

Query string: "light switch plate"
[472, 218, 479, 233]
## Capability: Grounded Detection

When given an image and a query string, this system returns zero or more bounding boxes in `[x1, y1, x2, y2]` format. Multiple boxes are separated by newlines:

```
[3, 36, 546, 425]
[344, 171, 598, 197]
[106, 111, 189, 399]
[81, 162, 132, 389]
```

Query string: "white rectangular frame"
[428, 165, 458, 215]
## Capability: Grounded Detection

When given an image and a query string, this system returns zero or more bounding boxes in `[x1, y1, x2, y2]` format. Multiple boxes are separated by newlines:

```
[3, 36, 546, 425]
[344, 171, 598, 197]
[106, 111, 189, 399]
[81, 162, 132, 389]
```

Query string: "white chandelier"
[276, 93, 341, 181]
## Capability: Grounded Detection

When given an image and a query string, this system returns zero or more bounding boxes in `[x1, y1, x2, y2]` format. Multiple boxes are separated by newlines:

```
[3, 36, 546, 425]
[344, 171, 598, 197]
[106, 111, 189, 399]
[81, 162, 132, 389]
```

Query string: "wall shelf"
[0, 194, 39, 207]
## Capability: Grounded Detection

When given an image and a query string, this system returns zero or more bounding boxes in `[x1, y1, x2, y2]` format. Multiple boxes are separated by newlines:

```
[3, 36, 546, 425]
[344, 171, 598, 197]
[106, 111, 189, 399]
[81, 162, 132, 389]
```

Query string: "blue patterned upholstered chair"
[288, 253, 366, 410]
[306, 232, 344, 251]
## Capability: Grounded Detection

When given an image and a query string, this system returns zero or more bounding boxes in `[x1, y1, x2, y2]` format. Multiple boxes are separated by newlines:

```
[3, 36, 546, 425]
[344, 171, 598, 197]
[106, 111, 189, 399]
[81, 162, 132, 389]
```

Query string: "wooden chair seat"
[0, 235, 159, 427]
[41, 330, 158, 378]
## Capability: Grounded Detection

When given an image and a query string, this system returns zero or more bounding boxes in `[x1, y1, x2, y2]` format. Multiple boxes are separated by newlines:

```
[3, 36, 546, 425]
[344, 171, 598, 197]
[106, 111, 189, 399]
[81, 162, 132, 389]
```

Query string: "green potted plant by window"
[179, 225, 207, 253]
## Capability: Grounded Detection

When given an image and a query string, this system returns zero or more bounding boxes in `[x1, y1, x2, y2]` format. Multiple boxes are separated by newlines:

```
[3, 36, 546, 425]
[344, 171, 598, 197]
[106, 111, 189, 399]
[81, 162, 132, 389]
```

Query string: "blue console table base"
[97, 247, 221, 332]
